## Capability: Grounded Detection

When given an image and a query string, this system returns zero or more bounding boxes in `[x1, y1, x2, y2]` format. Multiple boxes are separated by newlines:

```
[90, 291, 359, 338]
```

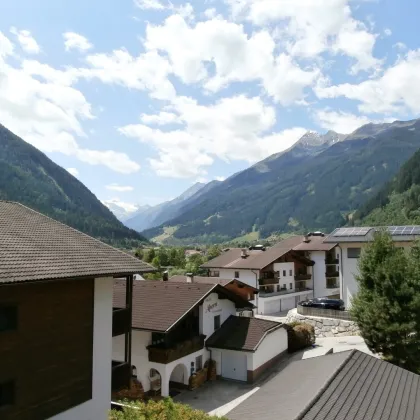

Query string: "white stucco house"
[200, 235, 341, 315]
[324, 226, 420, 308]
[112, 280, 288, 397]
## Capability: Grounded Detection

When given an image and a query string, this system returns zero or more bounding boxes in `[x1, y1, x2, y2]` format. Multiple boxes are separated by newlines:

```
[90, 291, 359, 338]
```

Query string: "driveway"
[255, 310, 289, 322]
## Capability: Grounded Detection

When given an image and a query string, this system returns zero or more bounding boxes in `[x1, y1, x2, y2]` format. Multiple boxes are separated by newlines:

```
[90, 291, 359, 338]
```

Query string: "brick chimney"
[186, 273, 194, 283]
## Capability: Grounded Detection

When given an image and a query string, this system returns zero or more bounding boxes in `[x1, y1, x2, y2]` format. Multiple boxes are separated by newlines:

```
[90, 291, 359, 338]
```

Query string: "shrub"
[109, 398, 227, 420]
[287, 322, 315, 352]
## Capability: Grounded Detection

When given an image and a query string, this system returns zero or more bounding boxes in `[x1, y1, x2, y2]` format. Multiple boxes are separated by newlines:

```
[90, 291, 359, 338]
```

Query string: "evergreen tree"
[351, 231, 420, 373]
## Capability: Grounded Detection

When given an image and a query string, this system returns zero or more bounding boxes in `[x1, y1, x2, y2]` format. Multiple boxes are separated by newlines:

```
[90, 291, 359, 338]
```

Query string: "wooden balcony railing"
[295, 274, 311, 281]
[148, 335, 205, 364]
[112, 360, 131, 392]
[259, 277, 279, 286]
[112, 308, 131, 337]
[326, 271, 339, 278]
[325, 258, 339, 265]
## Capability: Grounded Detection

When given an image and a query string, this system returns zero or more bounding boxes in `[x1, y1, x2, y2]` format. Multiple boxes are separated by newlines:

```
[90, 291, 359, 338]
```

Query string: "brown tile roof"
[200, 247, 292, 270]
[0, 201, 155, 284]
[113, 280, 253, 332]
[206, 315, 284, 352]
[168, 275, 258, 291]
[272, 235, 337, 252]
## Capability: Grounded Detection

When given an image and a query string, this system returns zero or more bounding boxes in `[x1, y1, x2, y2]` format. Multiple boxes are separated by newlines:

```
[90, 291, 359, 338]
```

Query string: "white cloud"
[120, 95, 306, 178]
[106, 183, 134, 192]
[66, 167, 79, 177]
[394, 42, 407, 51]
[204, 8, 218, 19]
[384, 28, 392, 36]
[316, 50, 420, 115]
[314, 110, 373, 133]
[140, 111, 180, 125]
[80, 49, 175, 100]
[63, 32, 93, 52]
[10, 27, 40, 54]
[134, 0, 166, 10]
[225, 0, 380, 74]
[215, 176, 226, 181]
[145, 14, 318, 104]
[0, 31, 140, 174]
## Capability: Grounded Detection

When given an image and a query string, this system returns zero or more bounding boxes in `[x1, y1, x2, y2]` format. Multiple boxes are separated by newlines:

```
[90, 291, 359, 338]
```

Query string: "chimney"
[162, 270, 169, 282]
[241, 249, 248, 258]
[186, 273, 194, 283]
[303, 234, 310, 243]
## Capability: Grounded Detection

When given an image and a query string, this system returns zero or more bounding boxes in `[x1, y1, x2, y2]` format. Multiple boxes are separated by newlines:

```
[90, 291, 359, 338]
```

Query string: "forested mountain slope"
[354, 146, 420, 226]
[0, 124, 147, 247]
[143, 119, 420, 244]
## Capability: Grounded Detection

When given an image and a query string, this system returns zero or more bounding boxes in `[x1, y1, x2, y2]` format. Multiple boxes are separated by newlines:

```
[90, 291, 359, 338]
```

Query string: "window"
[283, 270, 286, 277]
[234, 271, 240, 278]
[196, 355, 203, 371]
[214, 315, 221, 330]
[289, 269, 293, 276]
[0, 306, 17, 332]
[0, 381, 15, 407]
[347, 248, 361, 259]
[289, 283, 293, 289]
[210, 271, 220, 277]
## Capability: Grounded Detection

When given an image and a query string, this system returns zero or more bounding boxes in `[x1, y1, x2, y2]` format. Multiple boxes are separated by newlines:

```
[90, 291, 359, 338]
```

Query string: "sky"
[1, 0, 420, 216]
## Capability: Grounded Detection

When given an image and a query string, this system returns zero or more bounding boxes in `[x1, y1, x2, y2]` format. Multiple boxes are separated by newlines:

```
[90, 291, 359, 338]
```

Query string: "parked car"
[300, 298, 345, 311]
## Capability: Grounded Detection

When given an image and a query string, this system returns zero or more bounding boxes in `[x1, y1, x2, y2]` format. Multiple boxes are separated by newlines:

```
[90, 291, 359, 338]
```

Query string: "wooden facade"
[0, 278, 94, 420]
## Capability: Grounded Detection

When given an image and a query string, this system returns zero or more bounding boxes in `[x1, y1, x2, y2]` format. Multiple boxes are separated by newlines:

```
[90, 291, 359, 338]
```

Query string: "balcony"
[259, 277, 279, 286]
[112, 360, 131, 392]
[325, 258, 339, 265]
[259, 287, 312, 298]
[326, 271, 339, 278]
[112, 308, 131, 337]
[148, 335, 205, 364]
[295, 274, 311, 281]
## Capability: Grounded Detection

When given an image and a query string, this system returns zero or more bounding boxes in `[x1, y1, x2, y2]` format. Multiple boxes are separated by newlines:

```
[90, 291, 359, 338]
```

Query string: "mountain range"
[0, 124, 147, 247]
[140, 118, 420, 244]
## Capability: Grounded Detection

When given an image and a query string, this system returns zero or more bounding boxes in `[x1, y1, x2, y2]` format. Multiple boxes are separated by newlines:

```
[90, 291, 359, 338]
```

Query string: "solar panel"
[387, 225, 420, 236]
[332, 227, 371, 237]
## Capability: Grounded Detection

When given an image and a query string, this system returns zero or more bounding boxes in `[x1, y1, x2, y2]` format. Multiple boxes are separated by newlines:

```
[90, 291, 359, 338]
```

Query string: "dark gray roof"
[206, 315, 284, 352]
[0, 201, 155, 284]
[113, 280, 253, 332]
[169, 275, 258, 291]
[228, 350, 420, 420]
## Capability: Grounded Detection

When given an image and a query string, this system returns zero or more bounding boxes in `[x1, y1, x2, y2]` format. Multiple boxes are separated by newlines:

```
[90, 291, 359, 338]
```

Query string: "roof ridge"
[294, 350, 356, 420]
[5, 201, 153, 269]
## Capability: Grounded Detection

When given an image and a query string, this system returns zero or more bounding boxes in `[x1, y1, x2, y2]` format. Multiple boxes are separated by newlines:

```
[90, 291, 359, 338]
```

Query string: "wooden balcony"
[112, 307, 131, 337]
[112, 360, 131, 392]
[259, 277, 279, 286]
[326, 271, 339, 278]
[325, 258, 339, 265]
[295, 274, 311, 281]
[148, 335, 205, 364]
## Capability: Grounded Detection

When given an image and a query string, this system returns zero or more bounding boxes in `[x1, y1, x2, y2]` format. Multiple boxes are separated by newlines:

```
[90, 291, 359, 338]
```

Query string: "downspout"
[251, 270, 259, 314]
[339, 246, 344, 302]
[312, 261, 315, 299]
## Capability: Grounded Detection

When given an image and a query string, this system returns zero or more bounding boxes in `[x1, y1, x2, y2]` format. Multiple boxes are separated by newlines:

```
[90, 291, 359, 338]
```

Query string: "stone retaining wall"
[286, 309, 360, 338]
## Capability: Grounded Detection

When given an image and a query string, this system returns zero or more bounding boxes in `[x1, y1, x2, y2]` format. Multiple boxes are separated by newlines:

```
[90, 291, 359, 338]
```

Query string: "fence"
[297, 305, 352, 321]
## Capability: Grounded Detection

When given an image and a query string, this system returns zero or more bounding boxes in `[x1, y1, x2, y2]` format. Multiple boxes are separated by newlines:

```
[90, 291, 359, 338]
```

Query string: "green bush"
[287, 322, 315, 352]
[109, 398, 227, 420]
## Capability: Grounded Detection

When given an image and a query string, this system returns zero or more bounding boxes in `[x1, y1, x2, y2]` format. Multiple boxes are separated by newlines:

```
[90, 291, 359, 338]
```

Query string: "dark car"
[300, 298, 345, 311]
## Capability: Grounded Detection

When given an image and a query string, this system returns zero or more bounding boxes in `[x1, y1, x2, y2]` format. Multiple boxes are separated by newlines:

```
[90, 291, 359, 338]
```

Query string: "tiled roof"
[206, 315, 283, 351]
[272, 234, 337, 251]
[168, 275, 258, 291]
[113, 280, 253, 332]
[228, 350, 420, 420]
[0, 201, 155, 284]
[200, 247, 292, 270]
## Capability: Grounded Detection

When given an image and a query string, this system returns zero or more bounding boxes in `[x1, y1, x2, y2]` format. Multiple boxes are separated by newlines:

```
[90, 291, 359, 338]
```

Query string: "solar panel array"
[386, 226, 420, 236]
[332, 227, 372, 237]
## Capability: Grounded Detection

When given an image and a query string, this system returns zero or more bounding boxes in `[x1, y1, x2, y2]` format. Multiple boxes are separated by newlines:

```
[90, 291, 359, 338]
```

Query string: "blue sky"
[1, 0, 420, 217]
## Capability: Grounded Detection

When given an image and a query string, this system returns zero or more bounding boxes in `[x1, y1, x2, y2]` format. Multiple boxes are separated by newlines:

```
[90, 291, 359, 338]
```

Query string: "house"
[169, 274, 258, 304]
[227, 349, 420, 420]
[324, 226, 420, 307]
[200, 242, 316, 315]
[112, 281, 288, 397]
[0, 201, 154, 420]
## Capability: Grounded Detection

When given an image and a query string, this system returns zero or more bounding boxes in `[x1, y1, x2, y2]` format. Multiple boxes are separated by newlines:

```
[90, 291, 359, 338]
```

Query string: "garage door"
[281, 297, 295, 311]
[264, 300, 280, 314]
[221, 352, 247, 382]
